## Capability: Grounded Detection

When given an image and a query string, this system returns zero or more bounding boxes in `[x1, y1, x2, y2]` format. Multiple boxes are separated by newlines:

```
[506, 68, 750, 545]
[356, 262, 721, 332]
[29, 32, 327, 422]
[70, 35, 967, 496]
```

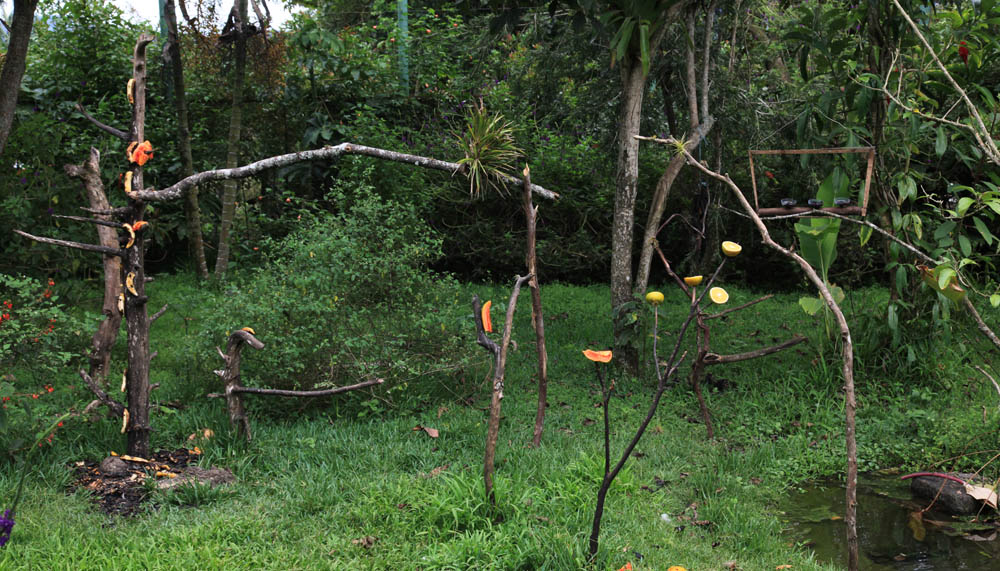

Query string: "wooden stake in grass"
[522, 166, 549, 448]
[472, 274, 531, 508]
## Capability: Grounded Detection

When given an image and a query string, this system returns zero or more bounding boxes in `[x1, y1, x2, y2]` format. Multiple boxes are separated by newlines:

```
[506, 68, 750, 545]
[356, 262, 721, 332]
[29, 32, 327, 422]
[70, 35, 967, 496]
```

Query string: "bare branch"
[14, 229, 123, 257]
[81, 206, 131, 218]
[210, 378, 384, 398]
[51, 214, 124, 229]
[705, 294, 774, 320]
[131, 142, 559, 202]
[974, 366, 1000, 409]
[704, 334, 807, 364]
[79, 370, 125, 417]
[150, 304, 169, 323]
[74, 103, 130, 141]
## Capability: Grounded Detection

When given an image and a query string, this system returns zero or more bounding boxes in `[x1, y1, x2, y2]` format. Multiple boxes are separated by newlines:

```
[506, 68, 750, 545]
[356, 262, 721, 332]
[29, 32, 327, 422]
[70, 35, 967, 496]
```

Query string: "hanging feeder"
[749, 147, 875, 216]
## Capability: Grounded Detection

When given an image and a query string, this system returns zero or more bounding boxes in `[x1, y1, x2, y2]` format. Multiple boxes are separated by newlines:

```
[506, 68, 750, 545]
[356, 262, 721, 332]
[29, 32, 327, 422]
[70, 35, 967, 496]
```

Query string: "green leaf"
[799, 45, 810, 81]
[990, 294, 1000, 308]
[958, 234, 972, 257]
[859, 225, 874, 247]
[936, 266, 956, 291]
[799, 296, 824, 316]
[956, 197, 975, 217]
[935, 126, 947, 156]
[638, 21, 649, 77]
[972, 216, 995, 246]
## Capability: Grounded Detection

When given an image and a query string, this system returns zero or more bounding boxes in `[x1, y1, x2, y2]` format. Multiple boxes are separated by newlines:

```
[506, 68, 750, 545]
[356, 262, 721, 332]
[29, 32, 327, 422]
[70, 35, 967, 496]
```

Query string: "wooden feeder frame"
[749, 147, 875, 217]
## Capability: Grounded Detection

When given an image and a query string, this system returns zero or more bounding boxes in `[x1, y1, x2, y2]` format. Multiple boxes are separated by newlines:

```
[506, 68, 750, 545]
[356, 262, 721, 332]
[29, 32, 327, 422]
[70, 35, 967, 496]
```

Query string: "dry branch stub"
[209, 329, 384, 441]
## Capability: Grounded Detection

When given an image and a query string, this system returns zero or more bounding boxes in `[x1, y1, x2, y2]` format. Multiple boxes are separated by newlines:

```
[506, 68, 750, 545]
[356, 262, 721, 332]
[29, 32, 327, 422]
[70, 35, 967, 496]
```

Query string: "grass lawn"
[1, 272, 997, 569]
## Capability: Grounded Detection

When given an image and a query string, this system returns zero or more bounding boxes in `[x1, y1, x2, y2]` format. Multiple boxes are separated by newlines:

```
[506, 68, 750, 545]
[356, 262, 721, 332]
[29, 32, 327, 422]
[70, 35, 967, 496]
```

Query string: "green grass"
[1, 273, 997, 569]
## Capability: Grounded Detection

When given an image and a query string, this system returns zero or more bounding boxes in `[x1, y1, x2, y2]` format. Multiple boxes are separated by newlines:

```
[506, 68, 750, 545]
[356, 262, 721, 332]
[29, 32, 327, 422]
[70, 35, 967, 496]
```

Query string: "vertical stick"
[523, 166, 549, 447]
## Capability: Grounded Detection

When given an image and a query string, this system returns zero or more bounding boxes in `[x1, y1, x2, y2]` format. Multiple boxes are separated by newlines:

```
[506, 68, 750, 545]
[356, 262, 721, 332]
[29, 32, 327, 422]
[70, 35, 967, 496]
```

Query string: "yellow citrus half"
[721, 241, 742, 257]
[683, 275, 703, 286]
[667, 567, 688, 571]
[645, 291, 664, 305]
[709, 287, 729, 304]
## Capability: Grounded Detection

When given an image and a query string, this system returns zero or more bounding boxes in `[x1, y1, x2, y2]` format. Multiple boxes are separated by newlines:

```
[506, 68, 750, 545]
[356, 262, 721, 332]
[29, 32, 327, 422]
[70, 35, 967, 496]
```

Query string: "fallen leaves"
[965, 483, 998, 509]
[413, 425, 439, 438]
[418, 465, 449, 479]
[351, 536, 378, 549]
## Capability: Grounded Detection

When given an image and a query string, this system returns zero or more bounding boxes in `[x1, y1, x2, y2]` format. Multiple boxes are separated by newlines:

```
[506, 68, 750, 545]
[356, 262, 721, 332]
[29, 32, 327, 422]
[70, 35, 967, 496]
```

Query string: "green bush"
[0, 273, 90, 455]
[202, 177, 475, 410]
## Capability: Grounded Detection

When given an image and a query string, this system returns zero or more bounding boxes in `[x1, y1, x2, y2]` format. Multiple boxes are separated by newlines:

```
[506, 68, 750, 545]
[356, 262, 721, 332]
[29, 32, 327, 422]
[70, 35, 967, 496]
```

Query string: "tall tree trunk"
[124, 33, 156, 458]
[610, 60, 647, 372]
[0, 0, 39, 155]
[164, 0, 209, 279]
[214, 0, 248, 278]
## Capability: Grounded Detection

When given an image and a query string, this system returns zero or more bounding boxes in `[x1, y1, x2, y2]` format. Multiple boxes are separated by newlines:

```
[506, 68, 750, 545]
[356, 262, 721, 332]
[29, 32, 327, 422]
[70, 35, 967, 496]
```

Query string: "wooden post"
[522, 166, 549, 448]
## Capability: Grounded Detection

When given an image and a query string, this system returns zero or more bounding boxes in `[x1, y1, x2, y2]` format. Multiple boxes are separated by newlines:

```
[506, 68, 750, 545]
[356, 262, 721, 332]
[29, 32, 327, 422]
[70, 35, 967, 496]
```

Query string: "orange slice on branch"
[683, 276, 703, 286]
[481, 300, 493, 333]
[582, 349, 613, 363]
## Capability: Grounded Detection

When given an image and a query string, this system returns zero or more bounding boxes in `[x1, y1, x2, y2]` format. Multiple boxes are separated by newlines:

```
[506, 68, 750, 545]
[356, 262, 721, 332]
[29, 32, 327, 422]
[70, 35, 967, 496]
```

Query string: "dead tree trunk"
[64, 148, 122, 382]
[209, 328, 384, 441]
[213, 329, 263, 440]
[522, 167, 549, 448]
[473, 274, 531, 508]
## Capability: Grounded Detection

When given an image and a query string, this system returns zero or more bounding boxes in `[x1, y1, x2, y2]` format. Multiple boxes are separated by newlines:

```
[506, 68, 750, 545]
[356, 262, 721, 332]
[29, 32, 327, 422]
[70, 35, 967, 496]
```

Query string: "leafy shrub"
[0, 274, 89, 455]
[202, 176, 475, 410]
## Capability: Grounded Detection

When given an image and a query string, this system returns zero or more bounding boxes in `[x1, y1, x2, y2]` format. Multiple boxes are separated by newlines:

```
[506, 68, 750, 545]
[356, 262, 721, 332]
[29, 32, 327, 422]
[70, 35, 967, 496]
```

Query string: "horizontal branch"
[13, 229, 123, 257]
[703, 334, 807, 365]
[208, 377, 384, 398]
[52, 214, 123, 229]
[80, 206, 131, 218]
[131, 142, 559, 202]
[75, 103, 130, 141]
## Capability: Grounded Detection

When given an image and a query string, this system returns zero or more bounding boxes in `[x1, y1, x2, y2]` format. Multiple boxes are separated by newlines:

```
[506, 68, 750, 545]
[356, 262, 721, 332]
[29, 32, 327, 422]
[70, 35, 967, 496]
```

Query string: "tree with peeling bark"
[0, 0, 39, 156]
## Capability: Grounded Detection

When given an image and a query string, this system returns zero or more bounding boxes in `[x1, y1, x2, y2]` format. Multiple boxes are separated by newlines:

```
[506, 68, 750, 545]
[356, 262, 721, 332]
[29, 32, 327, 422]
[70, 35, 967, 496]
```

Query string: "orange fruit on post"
[645, 291, 664, 305]
[721, 241, 742, 257]
[481, 300, 493, 333]
[582, 349, 613, 363]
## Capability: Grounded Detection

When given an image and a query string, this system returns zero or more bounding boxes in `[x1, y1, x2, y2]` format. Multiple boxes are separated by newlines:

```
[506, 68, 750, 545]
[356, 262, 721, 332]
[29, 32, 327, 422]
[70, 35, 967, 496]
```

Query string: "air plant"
[454, 104, 522, 199]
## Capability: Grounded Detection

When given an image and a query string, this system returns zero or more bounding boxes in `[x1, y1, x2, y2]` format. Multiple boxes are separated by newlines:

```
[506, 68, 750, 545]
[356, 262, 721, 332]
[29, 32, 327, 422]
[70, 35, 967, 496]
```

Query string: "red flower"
[2, 300, 11, 309]
[765, 171, 775, 179]
[46, 385, 54, 393]
[31, 394, 38, 399]
[57, 422, 63, 427]
[958, 41, 969, 64]
[47, 279, 54, 286]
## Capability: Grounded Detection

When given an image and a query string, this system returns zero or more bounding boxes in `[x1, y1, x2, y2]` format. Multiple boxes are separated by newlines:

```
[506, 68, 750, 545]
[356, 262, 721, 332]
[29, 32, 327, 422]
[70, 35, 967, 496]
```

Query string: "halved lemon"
[721, 241, 742, 257]
[683, 275, 703, 286]
[709, 287, 729, 304]
[645, 291, 664, 305]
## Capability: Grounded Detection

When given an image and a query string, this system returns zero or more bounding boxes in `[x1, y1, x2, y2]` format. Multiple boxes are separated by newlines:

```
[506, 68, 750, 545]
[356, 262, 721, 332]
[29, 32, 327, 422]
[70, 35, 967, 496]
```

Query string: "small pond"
[779, 475, 1000, 570]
